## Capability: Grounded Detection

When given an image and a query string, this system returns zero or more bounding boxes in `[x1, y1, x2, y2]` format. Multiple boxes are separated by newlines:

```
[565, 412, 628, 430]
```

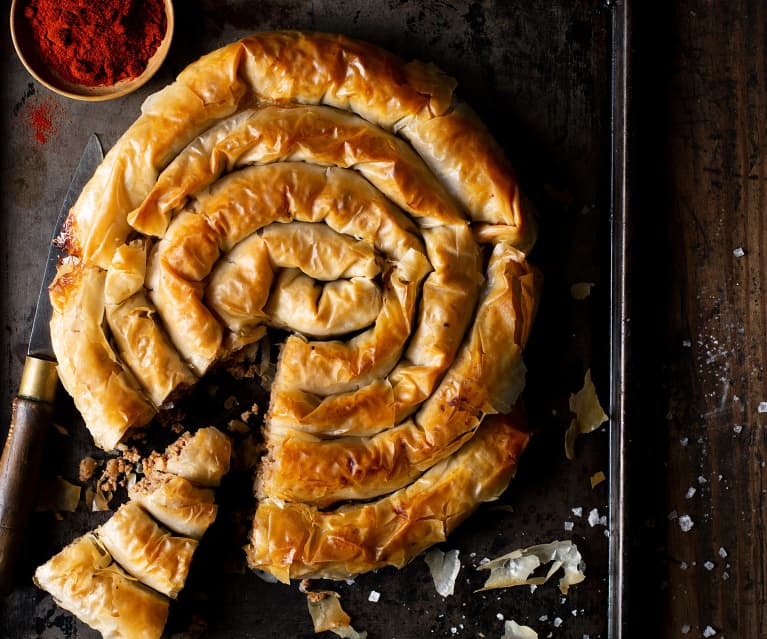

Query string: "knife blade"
[0, 134, 104, 594]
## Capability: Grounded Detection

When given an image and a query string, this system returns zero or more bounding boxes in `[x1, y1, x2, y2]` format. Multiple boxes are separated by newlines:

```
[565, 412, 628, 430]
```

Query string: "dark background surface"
[627, 1, 767, 637]
[1, 0, 763, 637]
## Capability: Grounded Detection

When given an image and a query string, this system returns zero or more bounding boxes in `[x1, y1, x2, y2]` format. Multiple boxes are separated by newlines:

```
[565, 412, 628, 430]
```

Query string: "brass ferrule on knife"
[18, 356, 58, 404]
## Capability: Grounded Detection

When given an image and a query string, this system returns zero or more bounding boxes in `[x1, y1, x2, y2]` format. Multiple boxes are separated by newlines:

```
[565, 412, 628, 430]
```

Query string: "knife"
[0, 134, 104, 594]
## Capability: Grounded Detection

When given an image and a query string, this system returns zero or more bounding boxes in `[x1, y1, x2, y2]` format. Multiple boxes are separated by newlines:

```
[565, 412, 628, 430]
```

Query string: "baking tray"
[0, 1, 630, 637]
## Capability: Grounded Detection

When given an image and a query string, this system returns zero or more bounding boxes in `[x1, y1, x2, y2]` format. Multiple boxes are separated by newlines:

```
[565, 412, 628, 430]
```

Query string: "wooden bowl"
[9, 0, 174, 101]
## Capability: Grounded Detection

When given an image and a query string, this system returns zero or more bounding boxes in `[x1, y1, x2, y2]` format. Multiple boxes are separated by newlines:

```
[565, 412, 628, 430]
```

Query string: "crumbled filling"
[78, 456, 100, 482]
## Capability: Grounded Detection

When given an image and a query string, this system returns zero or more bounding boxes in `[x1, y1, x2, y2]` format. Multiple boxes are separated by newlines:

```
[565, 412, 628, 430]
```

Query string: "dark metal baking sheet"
[0, 1, 627, 637]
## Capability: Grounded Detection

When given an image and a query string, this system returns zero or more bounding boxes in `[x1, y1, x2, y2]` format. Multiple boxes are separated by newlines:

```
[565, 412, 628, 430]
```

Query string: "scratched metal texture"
[0, 2, 614, 637]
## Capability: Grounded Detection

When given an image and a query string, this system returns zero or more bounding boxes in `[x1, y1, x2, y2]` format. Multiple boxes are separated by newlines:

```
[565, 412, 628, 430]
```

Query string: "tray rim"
[608, 1, 631, 637]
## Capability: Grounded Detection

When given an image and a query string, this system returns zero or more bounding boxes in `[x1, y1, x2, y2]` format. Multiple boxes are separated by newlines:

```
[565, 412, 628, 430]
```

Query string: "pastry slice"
[128, 471, 217, 539]
[97, 501, 198, 599]
[150, 426, 232, 487]
[34, 534, 169, 639]
[35, 428, 231, 637]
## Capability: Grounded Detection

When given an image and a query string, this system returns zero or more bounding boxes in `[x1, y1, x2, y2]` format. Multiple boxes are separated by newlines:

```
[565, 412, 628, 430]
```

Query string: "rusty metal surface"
[0, 2, 616, 637]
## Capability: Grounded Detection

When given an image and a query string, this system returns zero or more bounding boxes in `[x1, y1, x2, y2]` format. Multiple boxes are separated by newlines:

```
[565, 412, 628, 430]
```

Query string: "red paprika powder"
[29, 100, 54, 144]
[23, 0, 167, 87]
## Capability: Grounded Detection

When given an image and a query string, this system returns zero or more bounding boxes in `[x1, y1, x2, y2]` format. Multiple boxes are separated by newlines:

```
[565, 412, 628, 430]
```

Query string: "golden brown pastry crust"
[151, 426, 232, 487]
[33, 534, 169, 639]
[128, 471, 217, 539]
[48, 31, 540, 584]
[50, 262, 155, 451]
[97, 502, 198, 599]
[105, 240, 197, 406]
[35, 429, 228, 636]
[258, 246, 540, 506]
[246, 413, 530, 582]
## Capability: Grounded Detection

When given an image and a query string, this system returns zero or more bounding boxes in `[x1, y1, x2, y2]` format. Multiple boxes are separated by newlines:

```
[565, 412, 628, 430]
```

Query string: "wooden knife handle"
[0, 392, 55, 594]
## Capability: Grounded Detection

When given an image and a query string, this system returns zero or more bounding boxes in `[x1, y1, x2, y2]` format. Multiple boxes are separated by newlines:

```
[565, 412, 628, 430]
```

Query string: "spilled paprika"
[23, 0, 167, 87]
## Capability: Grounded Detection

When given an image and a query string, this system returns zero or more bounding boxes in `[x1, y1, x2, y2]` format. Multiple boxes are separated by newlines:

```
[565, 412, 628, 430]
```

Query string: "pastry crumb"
[569, 282, 594, 300]
[78, 456, 100, 482]
[589, 471, 606, 488]
[97, 456, 135, 493]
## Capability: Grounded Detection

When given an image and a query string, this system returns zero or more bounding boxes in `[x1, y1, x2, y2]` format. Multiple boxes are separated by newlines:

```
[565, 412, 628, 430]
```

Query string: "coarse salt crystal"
[733, 247, 745, 257]
[704, 561, 715, 571]
[680, 437, 689, 446]
[679, 515, 694, 532]
[682, 339, 692, 347]
[572, 507, 583, 517]
[681, 624, 691, 634]
[588, 508, 601, 527]
[564, 521, 574, 531]
[668, 510, 678, 520]
[553, 617, 563, 628]
[733, 425, 742, 434]
[685, 487, 697, 499]
[698, 476, 708, 485]
[680, 561, 688, 570]
[368, 590, 381, 603]
[759, 402, 767, 413]
[497, 613, 504, 621]
[703, 625, 717, 637]
[539, 615, 548, 622]
[718, 547, 728, 558]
